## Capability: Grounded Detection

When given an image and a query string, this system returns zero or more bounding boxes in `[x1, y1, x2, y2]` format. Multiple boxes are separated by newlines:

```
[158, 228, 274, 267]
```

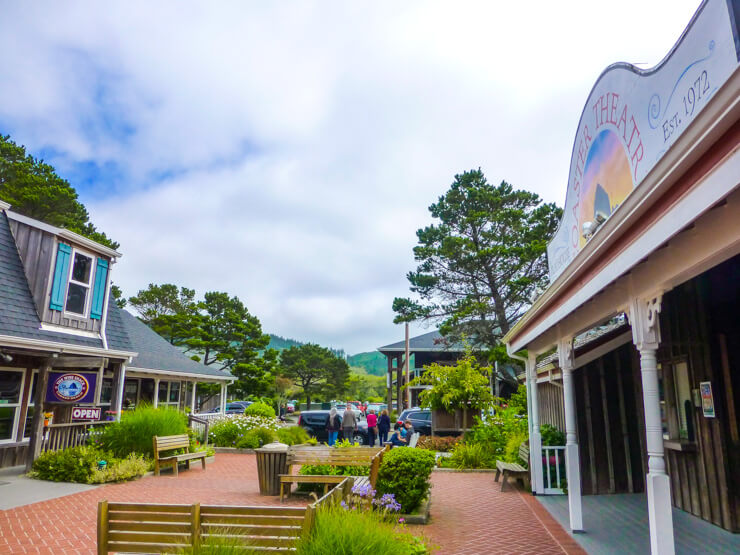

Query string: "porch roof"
[377, 329, 465, 354]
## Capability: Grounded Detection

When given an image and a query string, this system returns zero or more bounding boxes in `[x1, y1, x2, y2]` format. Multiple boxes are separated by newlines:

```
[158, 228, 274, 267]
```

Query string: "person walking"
[342, 406, 357, 443]
[366, 409, 378, 446]
[378, 409, 391, 446]
[327, 407, 341, 446]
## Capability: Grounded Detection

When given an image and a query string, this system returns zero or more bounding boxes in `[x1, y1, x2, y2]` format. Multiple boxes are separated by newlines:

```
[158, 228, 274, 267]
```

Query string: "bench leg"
[186, 459, 190, 470]
[201, 456, 206, 471]
[494, 469, 501, 482]
[501, 471, 509, 492]
[172, 461, 178, 477]
[280, 482, 284, 503]
[154, 460, 160, 477]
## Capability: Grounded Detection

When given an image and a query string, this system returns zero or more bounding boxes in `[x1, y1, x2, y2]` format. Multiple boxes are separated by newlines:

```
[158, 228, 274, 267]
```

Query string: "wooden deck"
[537, 494, 740, 554]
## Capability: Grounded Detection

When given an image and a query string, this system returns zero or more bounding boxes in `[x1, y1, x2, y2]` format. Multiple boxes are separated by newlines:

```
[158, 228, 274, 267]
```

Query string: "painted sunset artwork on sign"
[578, 129, 634, 248]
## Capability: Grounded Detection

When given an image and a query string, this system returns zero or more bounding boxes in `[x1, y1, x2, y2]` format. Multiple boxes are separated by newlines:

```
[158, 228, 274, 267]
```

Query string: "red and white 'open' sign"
[72, 407, 101, 421]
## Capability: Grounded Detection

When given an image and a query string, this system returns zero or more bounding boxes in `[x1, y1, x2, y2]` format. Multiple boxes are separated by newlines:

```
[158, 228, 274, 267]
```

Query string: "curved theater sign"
[547, 0, 740, 280]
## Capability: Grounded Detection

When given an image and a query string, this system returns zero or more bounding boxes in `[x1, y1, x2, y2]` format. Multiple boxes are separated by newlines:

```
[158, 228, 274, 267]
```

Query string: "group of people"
[326, 407, 414, 447]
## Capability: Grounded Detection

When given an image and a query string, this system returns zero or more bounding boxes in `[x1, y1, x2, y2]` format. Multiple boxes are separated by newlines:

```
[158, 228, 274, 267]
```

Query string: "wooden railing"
[542, 445, 566, 494]
[188, 414, 210, 447]
[41, 421, 111, 454]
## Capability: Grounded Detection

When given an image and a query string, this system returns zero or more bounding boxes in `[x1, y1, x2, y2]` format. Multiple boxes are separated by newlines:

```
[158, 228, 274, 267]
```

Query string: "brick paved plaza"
[0, 454, 583, 554]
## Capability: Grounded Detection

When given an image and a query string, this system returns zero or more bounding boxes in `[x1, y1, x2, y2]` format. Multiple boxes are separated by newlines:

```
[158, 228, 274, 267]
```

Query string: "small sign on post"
[72, 406, 101, 421]
[699, 381, 715, 418]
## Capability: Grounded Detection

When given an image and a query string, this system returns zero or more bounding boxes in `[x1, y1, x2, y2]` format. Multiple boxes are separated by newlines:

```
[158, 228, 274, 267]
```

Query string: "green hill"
[267, 335, 345, 359]
[347, 351, 386, 376]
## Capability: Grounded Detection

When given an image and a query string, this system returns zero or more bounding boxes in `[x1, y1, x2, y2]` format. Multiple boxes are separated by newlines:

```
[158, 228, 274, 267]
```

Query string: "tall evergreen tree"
[0, 134, 118, 249]
[393, 169, 562, 352]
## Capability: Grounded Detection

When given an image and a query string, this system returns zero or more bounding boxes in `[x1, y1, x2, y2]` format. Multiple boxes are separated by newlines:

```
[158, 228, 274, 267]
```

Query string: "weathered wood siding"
[8, 219, 104, 332]
[537, 381, 565, 432]
[574, 343, 645, 497]
[656, 260, 738, 532]
[569, 256, 739, 532]
[0, 443, 29, 468]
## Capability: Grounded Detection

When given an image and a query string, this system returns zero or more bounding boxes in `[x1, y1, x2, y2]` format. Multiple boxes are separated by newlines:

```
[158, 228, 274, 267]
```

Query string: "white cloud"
[0, 0, 701, 352]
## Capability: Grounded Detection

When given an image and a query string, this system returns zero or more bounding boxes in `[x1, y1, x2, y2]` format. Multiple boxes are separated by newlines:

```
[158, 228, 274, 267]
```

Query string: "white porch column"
[630, 295, 675, 555]
[191, 382, 197, 412]
[114, 363, 127, 421]
[153, 378, 160, 408]
[528, 353, 544, 495]
[558, 338, 583, 532]
[220, 383, 227, 413]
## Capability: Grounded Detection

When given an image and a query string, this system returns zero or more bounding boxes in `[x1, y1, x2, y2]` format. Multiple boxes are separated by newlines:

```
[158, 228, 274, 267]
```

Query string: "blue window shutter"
[49, 243, 72, 311]
[90, 258, 109, 320]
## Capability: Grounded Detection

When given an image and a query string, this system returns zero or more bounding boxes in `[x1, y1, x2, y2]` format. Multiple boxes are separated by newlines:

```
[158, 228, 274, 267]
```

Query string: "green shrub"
[540, 424, 565, 446]
[416, 435, 460, 452]
[88, 453, 149, 484]
[504, 430, 529, 464]
[277, 426, 310, 446]
[31, 446, 103, 483]
[31, 446, 148, 484]
[244, 402, 276, 419]
[235, 427, 277, 449]
[447, 442, 495, 469]
[96, 406, 188, 458]
[297, 505, 430, 555]
[376, 448, 436, 513]
[176, 531, 263, 554]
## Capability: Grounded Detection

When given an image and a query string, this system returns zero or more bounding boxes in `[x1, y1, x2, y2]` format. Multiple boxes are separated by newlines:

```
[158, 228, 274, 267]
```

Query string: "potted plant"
[43, 412, 53, 427]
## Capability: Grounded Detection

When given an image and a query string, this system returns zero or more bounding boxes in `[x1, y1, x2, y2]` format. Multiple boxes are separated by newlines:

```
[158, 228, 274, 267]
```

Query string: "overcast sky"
[0, 1, 701, 354]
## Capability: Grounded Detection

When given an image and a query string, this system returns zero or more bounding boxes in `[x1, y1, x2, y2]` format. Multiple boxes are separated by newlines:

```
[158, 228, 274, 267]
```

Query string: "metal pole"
[405, 323, 411, 409]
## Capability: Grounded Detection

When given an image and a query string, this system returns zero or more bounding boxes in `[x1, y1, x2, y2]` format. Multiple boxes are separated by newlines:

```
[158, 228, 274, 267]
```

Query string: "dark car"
[398, 408, 432, 436]
[225, 401, 252, 414]
[297, 410, 370, 445]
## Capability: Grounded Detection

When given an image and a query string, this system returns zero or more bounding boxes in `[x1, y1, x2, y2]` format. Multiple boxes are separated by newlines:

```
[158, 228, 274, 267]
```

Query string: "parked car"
[225, 401, 252, 414]
[403, 409, 432, 436]
[397, 407, 421, 426]
[366, 402, 386, 414]
[285, 402, 295, 413]
[334, 403, 361, 421]
[298, 410, 370, 445]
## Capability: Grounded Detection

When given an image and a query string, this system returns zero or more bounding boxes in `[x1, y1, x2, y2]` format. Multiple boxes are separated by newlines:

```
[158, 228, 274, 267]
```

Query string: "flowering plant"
[208, 414, 282, 447]
[340, 482, 402, 521]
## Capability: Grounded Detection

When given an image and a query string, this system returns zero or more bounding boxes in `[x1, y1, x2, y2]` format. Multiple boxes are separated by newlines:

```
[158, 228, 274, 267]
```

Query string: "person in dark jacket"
[389, 423, 408, 447]
[326, 407, 341, 446]
[377, 409, 391, 446]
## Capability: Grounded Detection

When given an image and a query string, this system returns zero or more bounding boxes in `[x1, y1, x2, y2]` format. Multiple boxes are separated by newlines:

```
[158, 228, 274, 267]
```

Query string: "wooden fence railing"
[97, 476, 357, 553]
[188, 414, 210, 447]
[41, 421, 111, 454]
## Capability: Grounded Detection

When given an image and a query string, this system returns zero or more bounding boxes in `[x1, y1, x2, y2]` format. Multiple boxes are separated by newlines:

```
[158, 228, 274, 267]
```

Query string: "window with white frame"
[158, 381, 181, 408]
[659, 360, 694, 441]
[65, 249, 94, 316]
[0, 369, 25, 443]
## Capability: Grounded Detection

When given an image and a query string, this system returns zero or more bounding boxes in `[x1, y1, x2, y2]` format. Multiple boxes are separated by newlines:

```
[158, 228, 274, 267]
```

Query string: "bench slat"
[201, 515, 305, 526]
[200, 506, 305, 516]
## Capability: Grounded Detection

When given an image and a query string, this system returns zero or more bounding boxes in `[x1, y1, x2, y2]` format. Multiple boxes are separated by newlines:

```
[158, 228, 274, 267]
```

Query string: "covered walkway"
[538, 494, 740, 554]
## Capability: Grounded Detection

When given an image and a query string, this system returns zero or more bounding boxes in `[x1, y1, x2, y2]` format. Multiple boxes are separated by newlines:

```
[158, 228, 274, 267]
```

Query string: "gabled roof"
[0, 211, 108, 351]
[116, 308, 233, 382]
[377, 329, 465, 354]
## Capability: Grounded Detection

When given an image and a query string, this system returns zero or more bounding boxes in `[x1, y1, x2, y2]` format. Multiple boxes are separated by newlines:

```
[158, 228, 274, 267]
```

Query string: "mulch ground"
[0, 455, 583, 554]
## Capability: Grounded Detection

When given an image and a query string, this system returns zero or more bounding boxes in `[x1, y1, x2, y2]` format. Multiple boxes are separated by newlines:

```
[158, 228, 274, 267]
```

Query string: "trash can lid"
[257, 441, 289, 451]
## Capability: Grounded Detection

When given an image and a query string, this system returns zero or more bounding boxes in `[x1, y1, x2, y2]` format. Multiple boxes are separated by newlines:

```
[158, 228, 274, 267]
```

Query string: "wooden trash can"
[256, 442, 289, 495]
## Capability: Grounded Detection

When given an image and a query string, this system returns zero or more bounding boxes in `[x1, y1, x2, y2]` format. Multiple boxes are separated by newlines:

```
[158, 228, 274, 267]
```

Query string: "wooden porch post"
[191, 382, 197, 412]
[386, 355, 393, 411]
[630, 295, 675, 555]
[109, 362, 127, 421]
[528, 353, 544, 495]
[558, 338, 583, 532]
[26, 360, 51, 472]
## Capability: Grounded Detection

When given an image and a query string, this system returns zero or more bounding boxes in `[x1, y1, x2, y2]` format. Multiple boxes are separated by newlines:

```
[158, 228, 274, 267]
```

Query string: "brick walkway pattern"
[410, 471, 585, 555]
[0, 456, 584, 554]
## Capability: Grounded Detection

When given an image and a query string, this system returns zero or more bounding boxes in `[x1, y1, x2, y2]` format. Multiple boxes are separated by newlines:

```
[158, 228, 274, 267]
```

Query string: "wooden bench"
[153, 434, 207, 477]
[279, 445, 388, 502]
[494, 442, 530, 491]
[97, 500, 308, 553]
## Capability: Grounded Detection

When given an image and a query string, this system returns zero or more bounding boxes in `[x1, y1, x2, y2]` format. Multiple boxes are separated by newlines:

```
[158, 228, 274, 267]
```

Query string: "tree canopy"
[393, 169, 561, 354]
[0, 134, 119, 249]
[279, 344, 350, 409]
[409, 347, 493, 411]
[128, 283, 278, 400]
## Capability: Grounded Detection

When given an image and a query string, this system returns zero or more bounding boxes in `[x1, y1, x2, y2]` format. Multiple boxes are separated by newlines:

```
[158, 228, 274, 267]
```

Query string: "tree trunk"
[306, 395, 311, 410]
